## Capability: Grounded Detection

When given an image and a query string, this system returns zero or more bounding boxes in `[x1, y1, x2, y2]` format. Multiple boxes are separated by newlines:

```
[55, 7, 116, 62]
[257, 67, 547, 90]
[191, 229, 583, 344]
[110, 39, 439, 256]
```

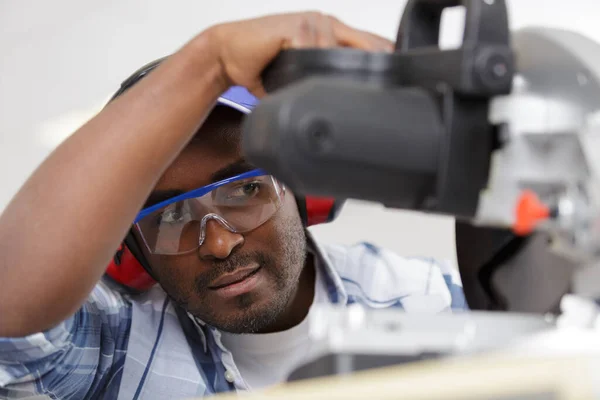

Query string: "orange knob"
[513, 190, 550, 236]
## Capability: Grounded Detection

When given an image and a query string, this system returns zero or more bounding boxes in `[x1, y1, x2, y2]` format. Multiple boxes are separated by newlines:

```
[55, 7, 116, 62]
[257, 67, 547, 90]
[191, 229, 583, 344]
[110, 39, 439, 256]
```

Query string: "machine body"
[246, 0, 512, 219]
[242, 0, 600, 312]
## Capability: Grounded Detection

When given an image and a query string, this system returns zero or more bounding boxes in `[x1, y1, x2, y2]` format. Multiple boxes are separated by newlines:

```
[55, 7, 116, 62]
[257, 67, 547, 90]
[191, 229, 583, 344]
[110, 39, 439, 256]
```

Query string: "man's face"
[134, 107, 308, 333]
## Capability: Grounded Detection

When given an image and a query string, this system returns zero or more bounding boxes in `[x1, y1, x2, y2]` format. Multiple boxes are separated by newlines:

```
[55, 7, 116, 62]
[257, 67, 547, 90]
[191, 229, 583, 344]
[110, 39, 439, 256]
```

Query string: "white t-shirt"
[219, 266, 329, 390]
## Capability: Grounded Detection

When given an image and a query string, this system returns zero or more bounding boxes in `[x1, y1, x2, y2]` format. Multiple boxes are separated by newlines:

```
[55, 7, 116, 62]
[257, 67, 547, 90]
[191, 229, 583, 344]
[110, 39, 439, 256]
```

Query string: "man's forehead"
[155, 148, 244, 189]
[143, 105, 250, 207]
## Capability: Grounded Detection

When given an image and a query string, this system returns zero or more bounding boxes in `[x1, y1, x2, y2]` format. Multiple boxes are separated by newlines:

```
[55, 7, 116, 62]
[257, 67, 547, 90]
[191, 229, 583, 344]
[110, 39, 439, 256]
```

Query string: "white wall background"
[1, 0, 599, 262]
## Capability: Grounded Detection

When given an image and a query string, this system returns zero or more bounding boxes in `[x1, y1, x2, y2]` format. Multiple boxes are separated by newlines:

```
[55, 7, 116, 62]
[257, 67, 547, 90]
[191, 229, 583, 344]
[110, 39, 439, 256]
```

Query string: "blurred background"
[1, 0, 598, 263]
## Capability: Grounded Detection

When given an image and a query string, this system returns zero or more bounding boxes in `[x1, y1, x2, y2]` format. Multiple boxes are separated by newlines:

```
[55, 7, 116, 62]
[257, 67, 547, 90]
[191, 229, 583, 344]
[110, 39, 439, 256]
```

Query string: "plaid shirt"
[0, 234, 466, 399]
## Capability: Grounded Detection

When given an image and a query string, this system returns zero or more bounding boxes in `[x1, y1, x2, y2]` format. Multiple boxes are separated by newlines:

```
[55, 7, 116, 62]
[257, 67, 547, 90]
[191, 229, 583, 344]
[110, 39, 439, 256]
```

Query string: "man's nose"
[198, 218, 244, 259]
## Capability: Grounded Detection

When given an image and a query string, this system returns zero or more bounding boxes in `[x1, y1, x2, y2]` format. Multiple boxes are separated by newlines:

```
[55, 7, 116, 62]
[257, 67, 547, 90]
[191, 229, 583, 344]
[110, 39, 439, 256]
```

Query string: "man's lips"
[208, 264, 261, 290]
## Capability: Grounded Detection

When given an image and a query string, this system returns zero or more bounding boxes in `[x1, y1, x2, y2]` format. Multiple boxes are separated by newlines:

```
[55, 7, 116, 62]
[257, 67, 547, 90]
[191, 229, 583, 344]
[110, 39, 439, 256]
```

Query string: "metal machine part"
[286, 304, 554, 382]
[479, 28, 600, 261]
[283, 299, 600, 387]
[456, 223, 578, 312]
[456, 27, 600, 309]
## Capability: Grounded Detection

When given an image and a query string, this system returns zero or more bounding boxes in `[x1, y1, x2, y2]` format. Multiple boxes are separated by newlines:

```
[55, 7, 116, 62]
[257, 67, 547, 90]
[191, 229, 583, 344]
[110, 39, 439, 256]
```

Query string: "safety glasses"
[134, 169, 285, 255]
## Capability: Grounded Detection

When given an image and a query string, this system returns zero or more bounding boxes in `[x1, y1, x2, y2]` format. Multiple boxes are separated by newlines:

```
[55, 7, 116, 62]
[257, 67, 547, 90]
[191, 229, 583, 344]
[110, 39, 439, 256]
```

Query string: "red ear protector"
[104, 58, 344, 293]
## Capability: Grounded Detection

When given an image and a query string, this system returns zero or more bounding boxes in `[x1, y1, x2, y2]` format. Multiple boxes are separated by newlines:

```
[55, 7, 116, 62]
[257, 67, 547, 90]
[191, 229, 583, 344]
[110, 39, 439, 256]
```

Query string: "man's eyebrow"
[210, 159, 257, 183]
[143, 189, 185, 209]
[141, 160, 256, 210]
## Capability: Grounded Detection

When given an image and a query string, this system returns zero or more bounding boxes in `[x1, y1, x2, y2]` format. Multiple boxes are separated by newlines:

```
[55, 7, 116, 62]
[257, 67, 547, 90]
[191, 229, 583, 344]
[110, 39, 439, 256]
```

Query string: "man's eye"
[229, 182, 261, 199]
[159, 207, 186, 224]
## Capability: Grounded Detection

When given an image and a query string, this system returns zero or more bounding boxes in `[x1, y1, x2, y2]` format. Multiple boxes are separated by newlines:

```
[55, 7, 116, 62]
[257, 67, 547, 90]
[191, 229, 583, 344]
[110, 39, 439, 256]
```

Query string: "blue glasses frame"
[134, 169, 267, 223]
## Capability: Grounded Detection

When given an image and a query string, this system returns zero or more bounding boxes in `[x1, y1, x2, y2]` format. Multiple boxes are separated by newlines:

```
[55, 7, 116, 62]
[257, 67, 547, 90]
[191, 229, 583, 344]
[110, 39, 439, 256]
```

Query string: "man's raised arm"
[0, 12, 392, 337]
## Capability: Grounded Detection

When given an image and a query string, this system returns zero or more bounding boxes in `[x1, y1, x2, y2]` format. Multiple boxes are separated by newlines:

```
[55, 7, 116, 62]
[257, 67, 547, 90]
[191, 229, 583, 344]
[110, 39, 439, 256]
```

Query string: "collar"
[304, 230, 347, 305]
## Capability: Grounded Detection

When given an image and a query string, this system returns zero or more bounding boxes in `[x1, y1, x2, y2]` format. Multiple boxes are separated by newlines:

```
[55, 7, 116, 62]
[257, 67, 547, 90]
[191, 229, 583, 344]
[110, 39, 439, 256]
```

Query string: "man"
[0, 12, 465, 399]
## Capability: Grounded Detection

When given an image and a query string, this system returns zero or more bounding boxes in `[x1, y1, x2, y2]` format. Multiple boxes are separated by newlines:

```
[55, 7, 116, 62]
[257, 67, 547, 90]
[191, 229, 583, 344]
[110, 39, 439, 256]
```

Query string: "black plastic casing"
[242, 0, 513, 218]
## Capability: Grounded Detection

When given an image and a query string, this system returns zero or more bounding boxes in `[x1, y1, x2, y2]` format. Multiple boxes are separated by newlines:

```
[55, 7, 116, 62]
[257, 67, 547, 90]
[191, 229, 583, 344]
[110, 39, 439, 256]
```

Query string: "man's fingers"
[316, 13, 337, 48]
[288, 12, 319, 48]
[284, 13, 393, 52]
[364, 31, 395, 52]
[249, 84, 267, 99]
[329, 16, 394, 52]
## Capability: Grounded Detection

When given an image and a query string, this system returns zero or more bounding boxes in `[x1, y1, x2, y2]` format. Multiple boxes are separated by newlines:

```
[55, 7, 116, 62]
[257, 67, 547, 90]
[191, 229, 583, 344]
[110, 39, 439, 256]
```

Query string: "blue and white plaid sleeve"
[0, 280, 132, 399]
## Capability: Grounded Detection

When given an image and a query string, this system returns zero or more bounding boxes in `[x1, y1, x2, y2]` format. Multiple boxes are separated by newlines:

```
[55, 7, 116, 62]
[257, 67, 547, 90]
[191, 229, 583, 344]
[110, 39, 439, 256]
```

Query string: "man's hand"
[208, 12, 394, 96]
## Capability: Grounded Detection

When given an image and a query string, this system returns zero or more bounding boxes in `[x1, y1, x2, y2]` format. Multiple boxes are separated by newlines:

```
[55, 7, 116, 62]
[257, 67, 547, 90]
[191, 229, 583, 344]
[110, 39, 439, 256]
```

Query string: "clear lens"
[136, 175, 284, 255]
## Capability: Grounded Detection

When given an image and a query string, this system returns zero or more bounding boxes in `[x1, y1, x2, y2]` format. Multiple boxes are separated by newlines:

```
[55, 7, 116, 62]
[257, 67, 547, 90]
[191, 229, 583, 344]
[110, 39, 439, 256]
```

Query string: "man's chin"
[196, 297, 286, 334]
